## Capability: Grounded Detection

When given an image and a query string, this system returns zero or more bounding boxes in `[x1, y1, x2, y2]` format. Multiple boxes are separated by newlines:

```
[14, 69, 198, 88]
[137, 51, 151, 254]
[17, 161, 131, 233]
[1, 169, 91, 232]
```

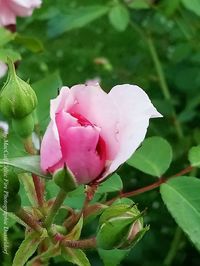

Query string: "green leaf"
[65, 215, 83, 240]
[0, 28, 15, 46]
[98, 248, 129, 266]
[62, 247, 91, 266]
[26, 243, 60, 266]
[127, 137, 173, 177]
[18, 173, 37, 206]
[128, 0, 151, 9]
[0, 48, 21, 62]
[0, 155, 50, 178]
[109, 4, 130, 31]
[12, 230, 47, 266]
[48, 6, 109, 38]
[160, 0, 181, 16]
[32, 72, 62, 131]
[96, 174, 123, 194]
[15, 34, 44, 53]
[181, 0, 200, 16]
[0, 132, 26, 159]
[160, 176, 200, 251]
[188, 145, 200, 167]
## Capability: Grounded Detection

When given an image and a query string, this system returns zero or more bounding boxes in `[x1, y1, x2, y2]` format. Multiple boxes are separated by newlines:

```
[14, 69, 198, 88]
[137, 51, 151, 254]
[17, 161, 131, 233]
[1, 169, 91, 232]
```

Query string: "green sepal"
[97, 203, 147, 250]
[99, 204, 140, 225]
[53, 166, 78, 192]
[97, 216, 134, 249]
[119, 225, 149, 249]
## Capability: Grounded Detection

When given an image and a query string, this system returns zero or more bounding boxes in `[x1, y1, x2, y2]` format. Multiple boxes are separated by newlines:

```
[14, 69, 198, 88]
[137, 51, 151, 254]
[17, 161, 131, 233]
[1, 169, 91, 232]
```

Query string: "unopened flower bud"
[0, 58, 37, 119]
[53, 165, 78, 193]
[97, 203, 149, 250]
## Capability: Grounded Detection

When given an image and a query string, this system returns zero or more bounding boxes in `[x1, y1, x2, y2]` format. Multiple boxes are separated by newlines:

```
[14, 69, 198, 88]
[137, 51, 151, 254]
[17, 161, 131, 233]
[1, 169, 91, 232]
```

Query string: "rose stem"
[23, 136, 44, 208]
[44, 189, 67, 229]
[16, 208, 43, 233]
[62, 238, 97, 249]
[53, 232, 97, 249]
[106, 165, 194, 205]
[129, 21, 183, 139]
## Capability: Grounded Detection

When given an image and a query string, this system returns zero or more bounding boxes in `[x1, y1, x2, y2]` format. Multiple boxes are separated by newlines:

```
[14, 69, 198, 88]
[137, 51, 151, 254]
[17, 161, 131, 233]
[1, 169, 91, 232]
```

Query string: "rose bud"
[0, 59, 37, 138]
[40, 84, 162, 185]
[0, 0, 41, 27]
[96, 203, 149, 250]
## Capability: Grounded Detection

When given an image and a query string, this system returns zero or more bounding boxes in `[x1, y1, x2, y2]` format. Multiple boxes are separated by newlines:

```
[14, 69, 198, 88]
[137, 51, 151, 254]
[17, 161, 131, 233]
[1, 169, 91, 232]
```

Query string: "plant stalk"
[44, 189, 67, 228]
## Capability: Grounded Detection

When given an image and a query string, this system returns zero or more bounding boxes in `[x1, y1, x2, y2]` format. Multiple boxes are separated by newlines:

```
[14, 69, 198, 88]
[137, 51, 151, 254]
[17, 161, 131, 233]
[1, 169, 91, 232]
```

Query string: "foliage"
[0, 0, 200, 265]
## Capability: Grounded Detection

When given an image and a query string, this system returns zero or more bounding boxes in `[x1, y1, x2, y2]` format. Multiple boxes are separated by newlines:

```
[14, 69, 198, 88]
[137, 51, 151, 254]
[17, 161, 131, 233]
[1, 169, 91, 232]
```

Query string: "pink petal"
[103, 84, 162, 178]
[0, 2, 16, 26]
[63, 126, 106, 184]
[40, 121, 62, 173]
[68, 84, 120, 161]
[50, 87, 73, 120]
[40, 88, 74, 173]
[9, 0, 41, 17]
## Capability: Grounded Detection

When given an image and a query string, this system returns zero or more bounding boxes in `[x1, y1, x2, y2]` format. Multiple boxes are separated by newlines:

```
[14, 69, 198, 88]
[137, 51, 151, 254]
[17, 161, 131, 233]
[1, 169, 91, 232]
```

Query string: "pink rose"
[0, 0, 41, 26]
[40, 84, 161, 184]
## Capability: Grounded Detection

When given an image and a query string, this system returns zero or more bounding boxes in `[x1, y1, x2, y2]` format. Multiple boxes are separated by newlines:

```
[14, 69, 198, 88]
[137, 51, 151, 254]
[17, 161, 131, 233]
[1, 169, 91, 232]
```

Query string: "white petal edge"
[102, 84, 162, 179]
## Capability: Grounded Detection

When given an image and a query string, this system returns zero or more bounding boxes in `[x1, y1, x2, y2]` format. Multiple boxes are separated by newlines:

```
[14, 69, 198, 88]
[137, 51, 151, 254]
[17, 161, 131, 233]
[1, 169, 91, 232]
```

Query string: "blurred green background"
[0, 0, 200, 265]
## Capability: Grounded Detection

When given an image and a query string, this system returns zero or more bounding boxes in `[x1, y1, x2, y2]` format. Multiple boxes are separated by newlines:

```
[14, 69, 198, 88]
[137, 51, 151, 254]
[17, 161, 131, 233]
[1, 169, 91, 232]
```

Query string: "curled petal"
[103, 84, 162, 178]
[69, 84, 120, 160]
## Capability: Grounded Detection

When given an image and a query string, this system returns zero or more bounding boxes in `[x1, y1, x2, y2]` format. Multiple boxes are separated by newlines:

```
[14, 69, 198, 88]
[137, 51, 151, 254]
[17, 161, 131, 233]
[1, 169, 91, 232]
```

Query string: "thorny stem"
[16, 208, 43, 233]
[32, 174, 44, 207]
[44, 189, 67, 228]
[54, 233, 97, 249]
[106, 166, 194, 205]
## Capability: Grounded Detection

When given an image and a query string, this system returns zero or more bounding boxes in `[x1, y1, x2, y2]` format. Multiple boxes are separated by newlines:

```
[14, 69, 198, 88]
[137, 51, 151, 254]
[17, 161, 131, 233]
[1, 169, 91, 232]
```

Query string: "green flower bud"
[0, 168, 21, 212]
[0, 58, 37, 119]
[53, 165, 78, 193]
[12, 113, 34, 138]
[97, 203, 149, 250]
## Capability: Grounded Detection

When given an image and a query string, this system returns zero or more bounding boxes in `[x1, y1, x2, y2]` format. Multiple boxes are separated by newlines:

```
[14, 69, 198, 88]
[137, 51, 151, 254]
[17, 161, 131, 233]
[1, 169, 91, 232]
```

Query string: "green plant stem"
[53, 233, 97, 249]
[147, 35, 183, 139]
[16, 208, 43, 233]
[129, 21, 183, 139]
[147, 36, 171, 101]
[163, 227, 183, 266]
[44, 189, 67, 228]
[62, 237, 97, 249]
